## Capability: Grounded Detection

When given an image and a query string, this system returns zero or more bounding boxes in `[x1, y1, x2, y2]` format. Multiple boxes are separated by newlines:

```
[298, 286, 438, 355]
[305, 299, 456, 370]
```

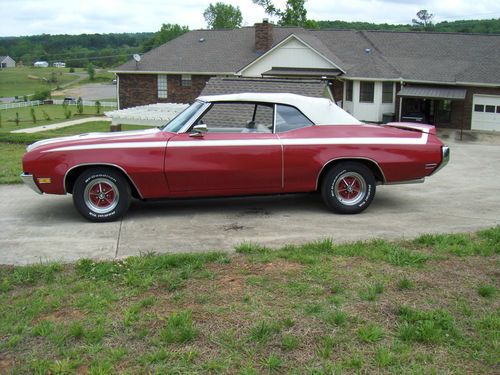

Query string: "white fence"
[0, 100, 116, 110]
[0, 100, 42, 110]
[52, 100, 117, 108]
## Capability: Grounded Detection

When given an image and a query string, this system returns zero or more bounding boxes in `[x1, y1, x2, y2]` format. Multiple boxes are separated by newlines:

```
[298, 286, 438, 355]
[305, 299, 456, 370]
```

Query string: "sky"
[1, 0, 499, 37]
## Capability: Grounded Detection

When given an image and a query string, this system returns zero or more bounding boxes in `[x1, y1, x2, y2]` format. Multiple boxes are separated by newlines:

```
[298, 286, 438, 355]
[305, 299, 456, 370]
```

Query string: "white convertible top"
[197, 93, 362, 125]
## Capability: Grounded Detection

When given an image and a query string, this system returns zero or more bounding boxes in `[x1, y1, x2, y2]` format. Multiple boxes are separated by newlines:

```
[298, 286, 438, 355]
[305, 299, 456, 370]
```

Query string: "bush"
[32, 89, 51, 101]
[76, 97, 84, 115]
[95, 100, 101, 115]
[62, 103, 72, 119]
[30, 108, 37, 124]
[69, 67, 75, 73]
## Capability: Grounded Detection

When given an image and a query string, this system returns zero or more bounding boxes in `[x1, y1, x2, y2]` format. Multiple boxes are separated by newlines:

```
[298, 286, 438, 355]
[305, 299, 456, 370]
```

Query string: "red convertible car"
[21, 93, 449, 222]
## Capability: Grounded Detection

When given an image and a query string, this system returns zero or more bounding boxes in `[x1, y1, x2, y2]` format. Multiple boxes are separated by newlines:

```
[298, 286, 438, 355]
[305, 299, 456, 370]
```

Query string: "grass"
[0, 228, 499, 373]
[0, 67, 79, 98]
[0, 104, 111, 131]
[0, 121, 154, 184]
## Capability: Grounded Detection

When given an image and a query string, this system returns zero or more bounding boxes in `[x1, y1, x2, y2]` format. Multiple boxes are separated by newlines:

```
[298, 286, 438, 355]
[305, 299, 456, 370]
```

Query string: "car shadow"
[126, 193, 326, 220]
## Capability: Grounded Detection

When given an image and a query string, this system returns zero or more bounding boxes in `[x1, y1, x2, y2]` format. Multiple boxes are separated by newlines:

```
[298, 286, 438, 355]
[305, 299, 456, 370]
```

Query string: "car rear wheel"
[321, 162, 376, 214]
[72, 168, 131, 222]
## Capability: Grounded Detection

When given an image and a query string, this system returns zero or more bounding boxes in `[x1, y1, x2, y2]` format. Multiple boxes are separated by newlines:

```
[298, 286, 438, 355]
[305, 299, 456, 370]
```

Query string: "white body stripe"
[42, 133, 428, 152]
[43, 142, 166, 153]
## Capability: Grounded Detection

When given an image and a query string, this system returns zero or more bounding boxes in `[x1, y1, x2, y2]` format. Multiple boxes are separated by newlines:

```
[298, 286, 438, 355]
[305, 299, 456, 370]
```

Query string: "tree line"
[1, 0, 499, 69]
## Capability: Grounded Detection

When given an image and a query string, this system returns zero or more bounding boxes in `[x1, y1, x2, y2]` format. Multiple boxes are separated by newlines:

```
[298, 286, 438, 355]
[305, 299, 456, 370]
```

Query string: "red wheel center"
[337, 177, 361, 200]
[88, 182, 116, 208]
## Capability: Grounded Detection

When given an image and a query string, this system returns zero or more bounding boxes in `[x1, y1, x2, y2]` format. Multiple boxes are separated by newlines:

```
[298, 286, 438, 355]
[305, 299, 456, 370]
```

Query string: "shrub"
[87, 63, 95, 81]
[95, 100, 101, 115]
[42, 110, 51, 121]
[69, 67, 75, 73]
[62, 103, 72, 119]
[30, 107, 37, 124]
[76, 97, 84, 115]
[32, 89, 51, 101]
[15, 112, 20, 126]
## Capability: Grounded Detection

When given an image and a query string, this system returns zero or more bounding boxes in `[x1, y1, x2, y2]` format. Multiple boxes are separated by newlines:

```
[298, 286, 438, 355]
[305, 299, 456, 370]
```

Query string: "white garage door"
[471, 95, 500, 131]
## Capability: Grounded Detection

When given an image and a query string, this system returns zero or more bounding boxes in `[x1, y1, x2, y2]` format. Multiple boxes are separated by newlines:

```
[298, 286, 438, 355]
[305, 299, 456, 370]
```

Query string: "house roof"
[115, 27, 500, 86]
[201, 77, 329, 98]
[398, 86, 467, 100]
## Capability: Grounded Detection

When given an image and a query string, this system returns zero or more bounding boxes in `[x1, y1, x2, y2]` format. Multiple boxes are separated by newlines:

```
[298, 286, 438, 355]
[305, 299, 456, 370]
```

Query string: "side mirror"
[190, 124, 208, 137]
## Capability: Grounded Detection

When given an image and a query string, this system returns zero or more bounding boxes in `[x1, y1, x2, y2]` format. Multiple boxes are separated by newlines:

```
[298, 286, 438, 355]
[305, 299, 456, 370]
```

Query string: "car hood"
[27, 128, 172, 153]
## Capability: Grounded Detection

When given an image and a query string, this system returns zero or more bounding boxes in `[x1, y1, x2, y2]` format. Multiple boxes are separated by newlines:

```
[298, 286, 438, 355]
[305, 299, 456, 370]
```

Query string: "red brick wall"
[118, 74, 213, 109]
[166, 75, 213, 103]
[118, 74, 157, 109]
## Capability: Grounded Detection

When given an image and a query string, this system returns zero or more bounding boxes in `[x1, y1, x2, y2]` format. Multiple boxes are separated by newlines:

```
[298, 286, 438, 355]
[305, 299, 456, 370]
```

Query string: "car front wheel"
[321, 162, 376, 214]
[72, 168, 131, 222]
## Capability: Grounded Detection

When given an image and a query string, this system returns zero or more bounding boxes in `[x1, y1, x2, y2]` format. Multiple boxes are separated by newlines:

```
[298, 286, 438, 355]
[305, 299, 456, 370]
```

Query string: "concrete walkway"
[10, 116, 111, 133]
[1, 139, 499, 265]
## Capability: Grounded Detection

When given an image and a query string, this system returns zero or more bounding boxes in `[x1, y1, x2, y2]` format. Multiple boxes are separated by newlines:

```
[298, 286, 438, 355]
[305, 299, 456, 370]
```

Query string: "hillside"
[0, 32, 154, 68]
[317, 18, 500, 33]
[1, 18, 498, 69]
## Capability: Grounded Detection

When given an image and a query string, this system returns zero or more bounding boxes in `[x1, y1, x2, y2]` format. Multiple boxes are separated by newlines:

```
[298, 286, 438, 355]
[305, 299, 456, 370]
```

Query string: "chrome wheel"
[334, 172, 367, 206]
[83, 178, 119, 214]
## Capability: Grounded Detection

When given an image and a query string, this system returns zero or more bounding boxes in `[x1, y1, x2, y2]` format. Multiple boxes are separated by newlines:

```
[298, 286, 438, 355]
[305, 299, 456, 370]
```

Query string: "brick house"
[113, 21, 500, 131]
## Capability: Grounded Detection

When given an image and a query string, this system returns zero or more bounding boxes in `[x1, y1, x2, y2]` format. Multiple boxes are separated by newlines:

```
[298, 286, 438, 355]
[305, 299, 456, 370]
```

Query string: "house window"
[359, 81, 375, 103]
[158, 75, 168, 98]
[497, 106, 500, 113]
[345, 81, 353, 102]
[485, 105, 495, 113]
[382, 82, 394, 103]
[181, 74, 192, 87]
[474, 104, 484, 112]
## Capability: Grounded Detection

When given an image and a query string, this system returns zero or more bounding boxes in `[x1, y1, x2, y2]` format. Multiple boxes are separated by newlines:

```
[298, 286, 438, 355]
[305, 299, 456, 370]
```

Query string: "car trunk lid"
[383, 122, 436, 135]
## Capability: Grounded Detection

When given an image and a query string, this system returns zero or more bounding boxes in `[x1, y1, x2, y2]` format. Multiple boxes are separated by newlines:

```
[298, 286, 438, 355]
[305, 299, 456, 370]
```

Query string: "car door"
[164, 102, 282, 195]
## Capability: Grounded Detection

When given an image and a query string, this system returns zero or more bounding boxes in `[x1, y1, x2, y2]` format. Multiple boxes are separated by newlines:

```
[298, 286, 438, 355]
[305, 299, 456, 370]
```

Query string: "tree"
[87, 63, 95, 81]
[253, 0, 316, 27]
[412, 9, 434, 30]
[141, 23, 189, 51]
[203, 2, 243, 29]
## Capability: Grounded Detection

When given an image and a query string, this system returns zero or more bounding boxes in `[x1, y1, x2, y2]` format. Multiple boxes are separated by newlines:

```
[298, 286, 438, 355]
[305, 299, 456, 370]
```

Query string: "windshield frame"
[161, 100, 209, 133]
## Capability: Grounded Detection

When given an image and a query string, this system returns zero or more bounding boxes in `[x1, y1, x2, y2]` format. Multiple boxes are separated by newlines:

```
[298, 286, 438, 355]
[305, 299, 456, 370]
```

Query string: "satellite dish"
[133, 54, 141, 62]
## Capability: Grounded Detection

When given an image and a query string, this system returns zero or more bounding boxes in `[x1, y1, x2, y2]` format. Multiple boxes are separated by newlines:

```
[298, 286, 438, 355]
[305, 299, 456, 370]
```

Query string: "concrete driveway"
[1, 137, 499, 265]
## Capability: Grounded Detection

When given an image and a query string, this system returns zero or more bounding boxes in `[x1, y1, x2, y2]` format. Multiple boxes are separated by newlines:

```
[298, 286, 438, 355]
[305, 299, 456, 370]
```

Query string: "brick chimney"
[255, 19, 273, 52]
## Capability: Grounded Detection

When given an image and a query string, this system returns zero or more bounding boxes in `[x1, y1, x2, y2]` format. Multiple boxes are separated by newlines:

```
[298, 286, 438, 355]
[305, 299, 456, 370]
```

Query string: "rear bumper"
[431, 146, 450, 175]
[20, 173, 43, 194]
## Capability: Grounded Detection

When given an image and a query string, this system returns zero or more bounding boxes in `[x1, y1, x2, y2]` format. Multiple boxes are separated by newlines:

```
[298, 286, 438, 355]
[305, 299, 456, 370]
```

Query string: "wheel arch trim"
[63, 163, 143, 199]
[315, 157, 386, 190]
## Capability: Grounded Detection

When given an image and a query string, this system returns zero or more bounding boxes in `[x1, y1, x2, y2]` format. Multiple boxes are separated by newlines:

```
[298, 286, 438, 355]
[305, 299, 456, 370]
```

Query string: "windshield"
[161, 100, 206, 132]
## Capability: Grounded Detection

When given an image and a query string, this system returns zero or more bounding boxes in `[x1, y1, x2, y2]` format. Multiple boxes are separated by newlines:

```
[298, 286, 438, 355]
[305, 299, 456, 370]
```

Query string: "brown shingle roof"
[201, 77, 328, 97]
[115, 27, 500, 85]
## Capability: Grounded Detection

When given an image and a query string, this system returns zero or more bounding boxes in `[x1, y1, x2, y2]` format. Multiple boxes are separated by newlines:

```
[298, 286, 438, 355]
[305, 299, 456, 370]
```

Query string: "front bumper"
[431, 145, 450, 175]
[20, 173, 43, 194]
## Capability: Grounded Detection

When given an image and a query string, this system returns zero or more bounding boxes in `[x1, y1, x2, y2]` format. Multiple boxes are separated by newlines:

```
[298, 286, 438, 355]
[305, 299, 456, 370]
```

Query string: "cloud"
[1, 0, 499, 36]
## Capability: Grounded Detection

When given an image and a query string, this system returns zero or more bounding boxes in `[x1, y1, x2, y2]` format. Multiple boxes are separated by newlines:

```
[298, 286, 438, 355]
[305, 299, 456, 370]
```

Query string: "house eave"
[342, 76, 500, 88]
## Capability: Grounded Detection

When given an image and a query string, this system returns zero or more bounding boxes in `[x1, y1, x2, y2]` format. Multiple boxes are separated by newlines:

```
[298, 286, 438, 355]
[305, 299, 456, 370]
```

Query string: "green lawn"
[0, 228, 498, 373]
[0, 104, 109, 131]
[0, 121, 154, 183]
[0, 67, 79, 98]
